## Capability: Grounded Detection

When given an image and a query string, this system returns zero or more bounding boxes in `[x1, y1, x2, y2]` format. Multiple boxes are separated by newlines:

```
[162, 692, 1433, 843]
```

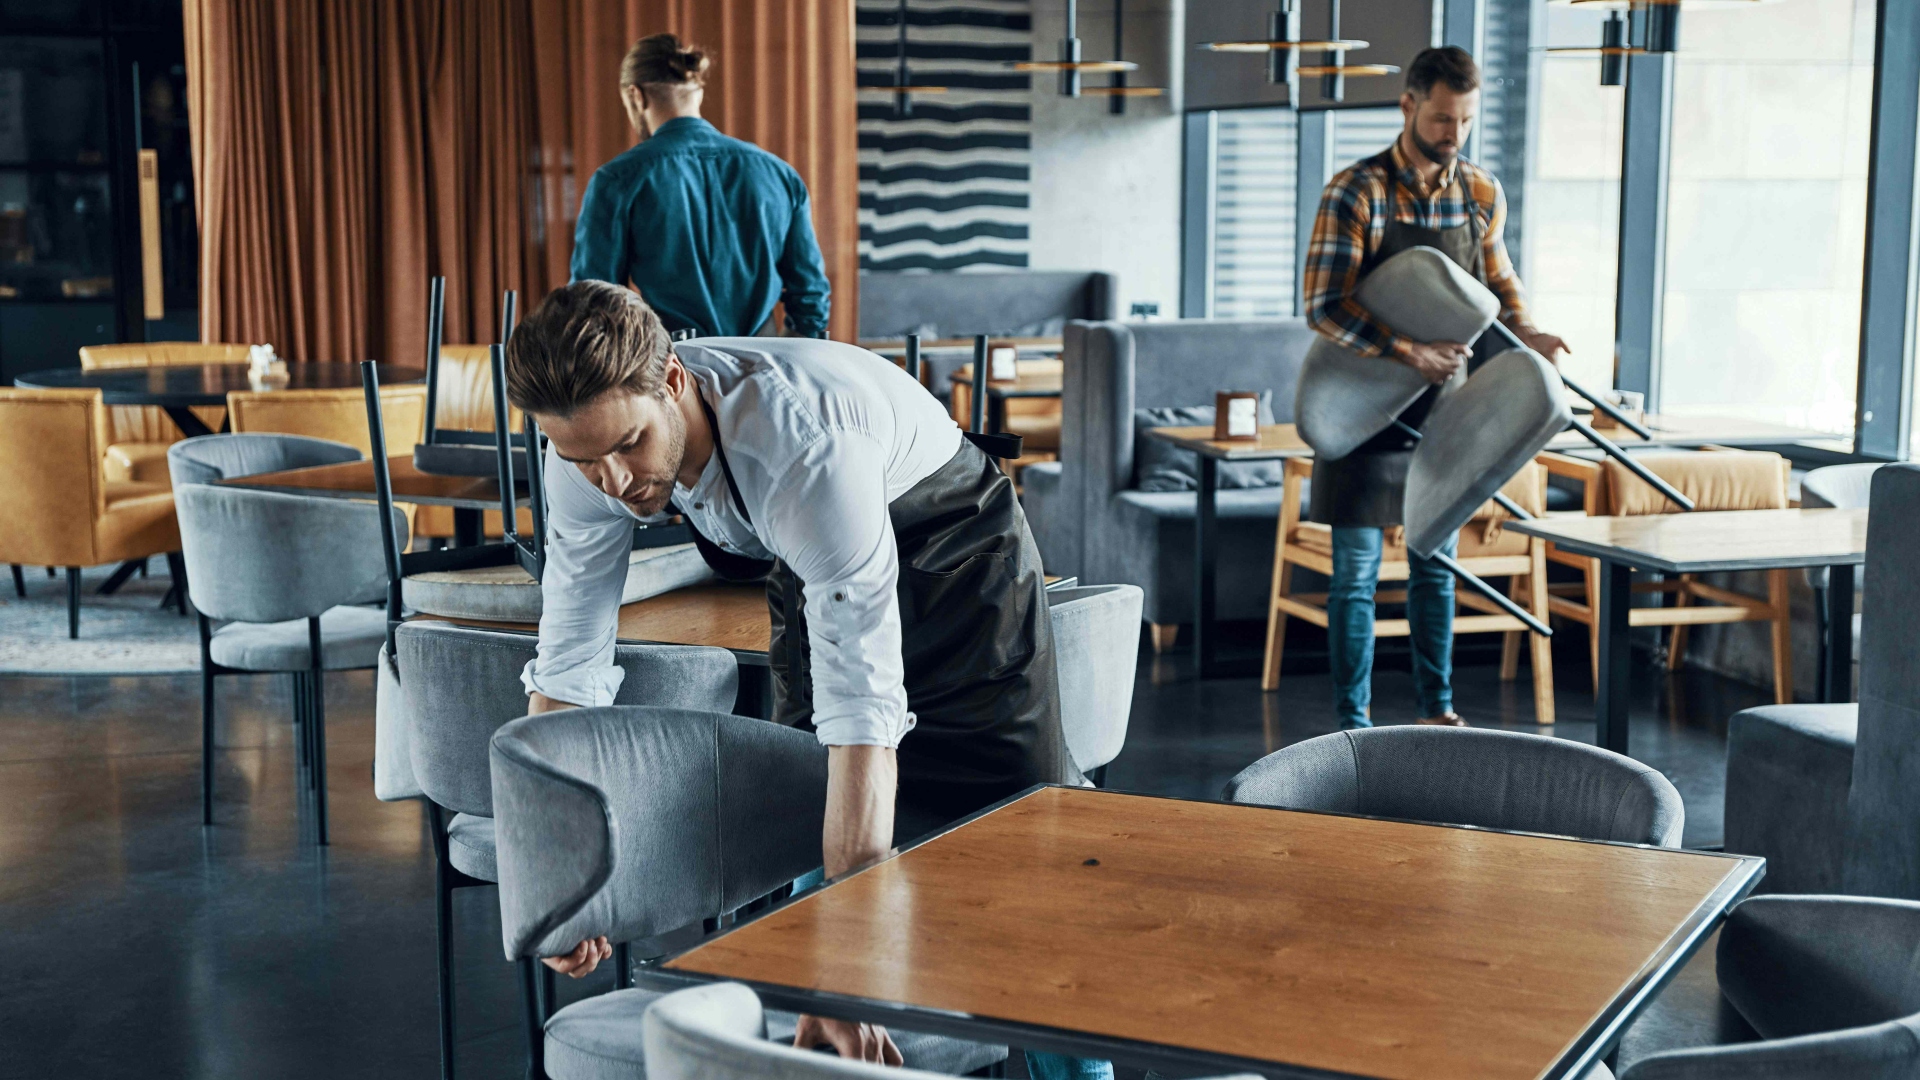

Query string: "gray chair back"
[1223, 726, 1685, 847]
[167, 432, 363, 486]
[174, 484, 403, 625]
[1620, 895, 1920, 1079]
[1800, 463, 1883, 509]
[490, 706, 828, 960]
[642, 983, 952, 1080]
[1846, 463, 1920, 899]
[394, 621, 738, 817]
[857, 270, 1115, 340]
[1048, 584, 1144, 774]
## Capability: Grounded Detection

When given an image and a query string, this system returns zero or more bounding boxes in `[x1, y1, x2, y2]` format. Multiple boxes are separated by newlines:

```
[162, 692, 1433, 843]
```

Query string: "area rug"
[0, 559, 200, 676]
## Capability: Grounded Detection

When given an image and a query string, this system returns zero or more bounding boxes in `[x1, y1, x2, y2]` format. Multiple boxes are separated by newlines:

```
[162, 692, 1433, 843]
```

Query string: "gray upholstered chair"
[489, 705, 1008, 1080]
[1615, 895, 1920, 1078]
[857, 269, 1116, 401]
[167, 431, 364, 487]
[642, 982, 1263, 1080]
[1048, 584, 1144, 786]
[1800, 462, 1880, 683]
[1022, 319, 1316, 645]
[173, 477, 400, 845]
[1724, 463, 1920, 898]
[1223, 726, 1685, 847]
[388, 621, 738, 1080]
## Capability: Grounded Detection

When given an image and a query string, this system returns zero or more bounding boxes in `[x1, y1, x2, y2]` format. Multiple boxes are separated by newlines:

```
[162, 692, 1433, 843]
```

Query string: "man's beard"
[619, 401, 686, 517]
[1410, 127, 1458, 166]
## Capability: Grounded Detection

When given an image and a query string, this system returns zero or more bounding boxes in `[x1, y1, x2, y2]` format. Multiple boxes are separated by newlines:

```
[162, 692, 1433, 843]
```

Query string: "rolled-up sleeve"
[521, 447, 634, 707]
[764, 435, 912, 748]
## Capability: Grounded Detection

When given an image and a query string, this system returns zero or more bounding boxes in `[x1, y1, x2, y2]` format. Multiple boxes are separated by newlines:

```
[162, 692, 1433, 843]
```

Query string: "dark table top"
[14, 362, 424, 407]
[1506, 508, 1869, 573]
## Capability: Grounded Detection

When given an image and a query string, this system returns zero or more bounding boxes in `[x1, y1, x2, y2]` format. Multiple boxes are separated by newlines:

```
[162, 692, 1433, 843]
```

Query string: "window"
[1211, 108, 1296, 319]
[1658, 0, 1876, 434]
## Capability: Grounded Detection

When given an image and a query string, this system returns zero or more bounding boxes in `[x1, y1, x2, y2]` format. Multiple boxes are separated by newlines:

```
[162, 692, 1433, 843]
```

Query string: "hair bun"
[670, 47, 709, 80]
[622, 33, 711, 89]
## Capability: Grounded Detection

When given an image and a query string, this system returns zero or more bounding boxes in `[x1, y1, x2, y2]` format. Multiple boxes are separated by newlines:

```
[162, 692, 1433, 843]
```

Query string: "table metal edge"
[1541, 853, 1766, 1080]
[650, 784, 1762, 1078]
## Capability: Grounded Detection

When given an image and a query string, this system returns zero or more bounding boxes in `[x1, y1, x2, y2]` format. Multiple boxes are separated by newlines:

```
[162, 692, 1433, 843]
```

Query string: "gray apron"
[691, 419, 1070, 829]
[1310, 149, 1488, 527]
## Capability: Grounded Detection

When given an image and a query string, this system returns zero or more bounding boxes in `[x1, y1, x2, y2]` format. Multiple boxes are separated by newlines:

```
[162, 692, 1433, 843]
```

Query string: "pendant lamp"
[1196, 0, 1399, 107]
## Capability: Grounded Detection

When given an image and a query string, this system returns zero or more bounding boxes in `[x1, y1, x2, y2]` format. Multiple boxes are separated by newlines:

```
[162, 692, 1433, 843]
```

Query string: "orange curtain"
[184, 0, 858, 365]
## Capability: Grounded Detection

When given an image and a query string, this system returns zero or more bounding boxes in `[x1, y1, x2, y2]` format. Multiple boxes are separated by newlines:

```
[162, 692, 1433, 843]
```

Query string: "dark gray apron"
[689, 416, 1070, 829]
[1310, 149, 1488, 527]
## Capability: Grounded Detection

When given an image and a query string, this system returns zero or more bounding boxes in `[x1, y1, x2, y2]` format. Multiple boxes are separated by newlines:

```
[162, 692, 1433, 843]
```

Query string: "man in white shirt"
[503, 281, 1075, 1066]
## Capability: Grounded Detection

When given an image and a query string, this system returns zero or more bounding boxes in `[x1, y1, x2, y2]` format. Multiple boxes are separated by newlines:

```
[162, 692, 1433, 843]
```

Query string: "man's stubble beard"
[1410, 125, 1458, 167]
[625, 396, 688, 517]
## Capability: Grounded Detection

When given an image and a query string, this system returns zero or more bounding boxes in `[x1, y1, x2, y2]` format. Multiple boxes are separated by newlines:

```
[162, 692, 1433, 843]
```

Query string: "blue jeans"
[1327, 527, 1457, 727]
[1025, 1051, 1113, 1080]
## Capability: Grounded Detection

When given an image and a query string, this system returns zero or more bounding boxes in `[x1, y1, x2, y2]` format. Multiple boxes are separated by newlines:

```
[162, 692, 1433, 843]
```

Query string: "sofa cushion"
[104, 442, 177, 485]
[1109, 488, 1293, 623]
[1133, 395, 1280, 492]
[1725, 703, 1857, 894]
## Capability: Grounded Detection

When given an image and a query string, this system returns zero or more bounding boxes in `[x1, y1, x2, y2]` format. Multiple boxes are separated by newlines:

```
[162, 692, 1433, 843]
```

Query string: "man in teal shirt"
[571, 34, 831, 337]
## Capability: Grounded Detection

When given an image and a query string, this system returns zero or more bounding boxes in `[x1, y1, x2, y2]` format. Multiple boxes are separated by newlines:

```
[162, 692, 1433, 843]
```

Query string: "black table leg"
[988, 392, 1006, 436]
[163, 405, 215, 439]
[453, 508, 482, 548]
[1825, 563, 1855, 703]
[96, 558, 144, 595]
[1194, 455, 1219, 678]
[1595, 559, 1633, 756]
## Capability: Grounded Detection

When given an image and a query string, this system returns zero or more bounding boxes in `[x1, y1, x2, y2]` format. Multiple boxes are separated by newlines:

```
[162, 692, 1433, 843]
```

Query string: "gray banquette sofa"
[1022, 318, 1316, 630]
[858, 270, 1117, 399]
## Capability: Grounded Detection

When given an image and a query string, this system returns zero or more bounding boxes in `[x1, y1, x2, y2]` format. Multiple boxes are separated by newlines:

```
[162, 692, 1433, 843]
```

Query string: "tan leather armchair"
[1262, 459, 1555, 723]
[0, 388, 183, 637]
[80, 342, 253, 485]
[1538, 448, 1796, 703]
[226, 384, 427, 455]
[414, 346, 532, 541]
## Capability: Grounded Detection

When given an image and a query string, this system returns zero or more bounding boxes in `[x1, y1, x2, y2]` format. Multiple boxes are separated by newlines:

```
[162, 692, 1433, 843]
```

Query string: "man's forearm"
[528, 691, 581, 714]
[823, 744, 897, 879]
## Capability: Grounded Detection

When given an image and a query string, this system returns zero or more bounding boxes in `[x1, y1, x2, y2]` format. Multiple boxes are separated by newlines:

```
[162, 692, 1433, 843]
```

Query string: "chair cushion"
[1725, 704, 1857, 895]
[104, 479, 172, 506]
[208, 604, 388, 672]
[544, 987, 1007, 1080]
[96, 484, 180, 563]
[104, 442, 177, 485]
[402, 544, 713, 622]
[1133, 396, 1281, 492]
[1292, 462, 1545, 561]
[447, 812, 496, 882]
[1607, 451, 1790, 516]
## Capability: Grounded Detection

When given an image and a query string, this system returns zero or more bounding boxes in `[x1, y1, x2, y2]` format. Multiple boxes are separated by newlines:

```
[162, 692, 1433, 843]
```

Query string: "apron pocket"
[899, 551, 1037, 693]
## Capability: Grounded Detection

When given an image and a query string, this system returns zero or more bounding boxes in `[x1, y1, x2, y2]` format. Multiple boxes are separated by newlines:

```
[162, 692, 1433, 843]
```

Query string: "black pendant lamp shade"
[1196, 0, 1398, 107]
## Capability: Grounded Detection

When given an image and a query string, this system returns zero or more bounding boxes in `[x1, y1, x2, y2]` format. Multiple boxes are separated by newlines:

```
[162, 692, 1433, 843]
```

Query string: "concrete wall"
[1027, 0, 1184, 320]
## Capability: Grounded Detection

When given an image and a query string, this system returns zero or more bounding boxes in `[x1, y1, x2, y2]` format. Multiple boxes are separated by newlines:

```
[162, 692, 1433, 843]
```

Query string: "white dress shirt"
[521, 337, 964, 749]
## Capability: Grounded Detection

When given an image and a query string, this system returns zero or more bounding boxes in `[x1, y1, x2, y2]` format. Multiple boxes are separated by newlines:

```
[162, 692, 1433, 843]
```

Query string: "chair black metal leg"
[520, 958, 547, 1080]
[199, 615, 216, 826]
[165, 551, 188, 615]
[429, 803, 459, 1080]
[614, 942, 632, 990]
[46, 566, 56, 579]
[309, 617, 329, 845]
[66, 567, 80, 638]
[10, 564, 23, 597]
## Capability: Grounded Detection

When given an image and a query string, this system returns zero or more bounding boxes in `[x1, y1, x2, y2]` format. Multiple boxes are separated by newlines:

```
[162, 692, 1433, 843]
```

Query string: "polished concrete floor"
[0, 628, 1769, 1079]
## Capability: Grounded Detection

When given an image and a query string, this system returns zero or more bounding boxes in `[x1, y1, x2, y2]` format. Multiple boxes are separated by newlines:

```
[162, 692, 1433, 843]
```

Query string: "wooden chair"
[1537, 448, 1796, 704]
[950, 359, 1062, 482]
[0, 388, 183, 637]
[409, 345, 533, 542]
[79, 342, 253, 484]
[1262, 459, 1555, 723]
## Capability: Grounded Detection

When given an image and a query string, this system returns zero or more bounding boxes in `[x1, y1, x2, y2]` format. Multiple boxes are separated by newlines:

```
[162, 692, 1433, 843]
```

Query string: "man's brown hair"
[1405, 46, 1480, 97]
[505, 281, 673, 417]
[621, 33, 710, 92]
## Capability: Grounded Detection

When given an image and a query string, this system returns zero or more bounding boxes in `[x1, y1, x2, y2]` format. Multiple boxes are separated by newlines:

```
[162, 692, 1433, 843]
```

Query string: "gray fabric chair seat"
[207, 604, 388, 672]
[446, 812, 496, 882]
[544, 985, 1008, 1080]
[1225, 725, 1686, 847]
[402, 543, 714, 622]
[1724, 704, 1857, 895]
[1111, 488, 1293, 624]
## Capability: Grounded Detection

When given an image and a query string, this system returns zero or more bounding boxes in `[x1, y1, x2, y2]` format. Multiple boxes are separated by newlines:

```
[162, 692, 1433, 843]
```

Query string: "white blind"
[1211, 108, 1298, 320]
[1331, 107, 1402, 171]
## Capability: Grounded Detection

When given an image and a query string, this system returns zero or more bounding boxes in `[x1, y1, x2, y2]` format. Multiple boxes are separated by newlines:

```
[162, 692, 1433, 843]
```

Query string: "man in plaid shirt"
[1300, 46, 1568, 730]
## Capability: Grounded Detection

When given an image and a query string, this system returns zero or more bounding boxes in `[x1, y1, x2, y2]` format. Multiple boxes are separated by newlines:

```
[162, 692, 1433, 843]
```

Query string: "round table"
[14, 362, 425, 438]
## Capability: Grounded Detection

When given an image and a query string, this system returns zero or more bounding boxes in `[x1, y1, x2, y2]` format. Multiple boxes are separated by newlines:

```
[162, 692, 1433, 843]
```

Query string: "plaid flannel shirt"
[1302, 140, 1535, 358]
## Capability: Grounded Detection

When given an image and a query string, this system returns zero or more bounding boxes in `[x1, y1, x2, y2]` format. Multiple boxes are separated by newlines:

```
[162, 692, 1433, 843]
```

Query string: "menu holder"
[1214, 390, 1260, 441]
[987, 343, 1019, 384]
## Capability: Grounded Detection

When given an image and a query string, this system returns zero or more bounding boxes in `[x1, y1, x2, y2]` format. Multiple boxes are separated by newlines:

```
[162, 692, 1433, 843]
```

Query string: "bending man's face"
[539, 377, 687, 517]
[1402, 84, 1478, 167]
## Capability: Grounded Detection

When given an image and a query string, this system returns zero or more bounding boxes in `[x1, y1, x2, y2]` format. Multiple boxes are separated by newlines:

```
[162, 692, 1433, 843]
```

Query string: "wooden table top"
[1506, 507, 1868, 574]
[414, 581, 773, 657]
[660, 786, 1761, 1080]
[220, 456, 527, 511]
[1144, 423, 1315, 460]
[949, 359, 1064, 397]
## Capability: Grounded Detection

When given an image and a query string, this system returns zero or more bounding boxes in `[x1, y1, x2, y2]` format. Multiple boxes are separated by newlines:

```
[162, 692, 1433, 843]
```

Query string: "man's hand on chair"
[794, 1014, 904, 1065]
[543, 936, 611, 977]
[1393, 339, 1470, 384]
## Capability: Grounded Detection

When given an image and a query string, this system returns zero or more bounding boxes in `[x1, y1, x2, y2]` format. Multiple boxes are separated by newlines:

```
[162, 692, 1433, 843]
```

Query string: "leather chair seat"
[97, 482, 180, 561]
[105, 442, 178, 485]
[447, 812, 497, 881]
[544, 987, 1007, 1080]
[208, 604, 388, 671]
[402, 543, 713, 621]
